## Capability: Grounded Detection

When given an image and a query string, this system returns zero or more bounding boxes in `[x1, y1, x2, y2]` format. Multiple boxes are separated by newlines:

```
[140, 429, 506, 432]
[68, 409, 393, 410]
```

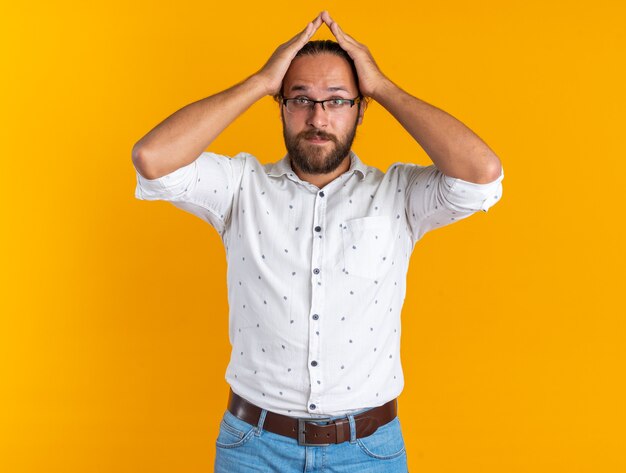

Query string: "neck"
[290, 154, 351, 189]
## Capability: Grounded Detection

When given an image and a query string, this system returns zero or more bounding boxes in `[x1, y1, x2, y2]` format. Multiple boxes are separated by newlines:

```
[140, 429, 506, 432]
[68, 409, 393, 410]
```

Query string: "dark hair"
[274, 40, 364, 102]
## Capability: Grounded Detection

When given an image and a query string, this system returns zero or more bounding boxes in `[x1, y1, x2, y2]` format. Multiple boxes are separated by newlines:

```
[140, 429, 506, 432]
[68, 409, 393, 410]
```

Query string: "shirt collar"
[266, 151, 367, 181]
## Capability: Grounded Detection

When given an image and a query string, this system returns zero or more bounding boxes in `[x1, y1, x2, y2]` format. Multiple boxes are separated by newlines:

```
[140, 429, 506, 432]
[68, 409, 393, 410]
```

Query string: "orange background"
[1, 0, 625, 471]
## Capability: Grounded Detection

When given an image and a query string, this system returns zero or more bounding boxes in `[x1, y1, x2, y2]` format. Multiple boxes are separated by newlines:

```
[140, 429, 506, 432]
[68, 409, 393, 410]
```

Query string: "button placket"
[307, 188, 327, 413]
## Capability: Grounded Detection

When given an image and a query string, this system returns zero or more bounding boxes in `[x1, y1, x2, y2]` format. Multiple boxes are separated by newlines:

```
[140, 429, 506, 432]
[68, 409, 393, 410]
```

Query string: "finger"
[322, 11, 357, 48]
[321, 10, 333, 26]
[321, 10, 341, 38]
[287, 13, 323, 47]
[325, 11, 361, 47]
[332, 20, 359, 46]
[308, 14, 324, 38]
[322, 14, 346, 45]
[306, 13, 324, 36]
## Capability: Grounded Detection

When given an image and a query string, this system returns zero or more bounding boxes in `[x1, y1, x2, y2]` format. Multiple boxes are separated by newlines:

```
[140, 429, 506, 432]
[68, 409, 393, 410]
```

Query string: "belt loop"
[335, 419, 346, 444]
[347, 415, 357, 444]
[255, 409, 267, 436]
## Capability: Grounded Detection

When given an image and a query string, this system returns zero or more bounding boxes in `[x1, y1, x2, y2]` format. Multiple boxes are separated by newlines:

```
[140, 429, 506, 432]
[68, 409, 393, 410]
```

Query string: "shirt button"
[312, 314, 319, 320]
[314, 226, 321, 232]
[311, 360, 318, 367]
[309, 403, 316, 410]
[313, 268, 320, 274]
[319, 191, 325, 197]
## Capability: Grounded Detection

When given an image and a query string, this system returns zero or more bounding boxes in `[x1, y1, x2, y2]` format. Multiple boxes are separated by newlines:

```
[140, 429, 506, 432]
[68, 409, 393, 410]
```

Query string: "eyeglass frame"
[279, 95, 363, 113]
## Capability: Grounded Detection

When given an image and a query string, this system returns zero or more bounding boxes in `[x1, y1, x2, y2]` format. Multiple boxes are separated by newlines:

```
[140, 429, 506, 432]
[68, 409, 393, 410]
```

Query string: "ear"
[357, 99, 368, 125]
[275, 94, 284, 120]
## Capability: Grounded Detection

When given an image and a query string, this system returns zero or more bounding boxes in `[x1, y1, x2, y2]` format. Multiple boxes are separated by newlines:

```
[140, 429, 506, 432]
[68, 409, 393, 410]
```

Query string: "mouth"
[305, 136, 331, 144]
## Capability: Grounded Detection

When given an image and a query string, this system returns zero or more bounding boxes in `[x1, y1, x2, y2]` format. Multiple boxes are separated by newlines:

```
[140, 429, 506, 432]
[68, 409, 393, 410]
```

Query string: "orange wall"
[1, 1, 625, 472]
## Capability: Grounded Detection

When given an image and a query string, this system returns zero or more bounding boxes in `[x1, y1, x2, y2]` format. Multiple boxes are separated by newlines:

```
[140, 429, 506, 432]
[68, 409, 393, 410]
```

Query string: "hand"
[255, 13, 324, 96]
[321, 11, 389, 99]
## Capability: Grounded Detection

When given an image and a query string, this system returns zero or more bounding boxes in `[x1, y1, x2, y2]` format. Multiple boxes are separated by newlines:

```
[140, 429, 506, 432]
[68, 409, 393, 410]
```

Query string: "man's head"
[276, 40, 368, 176]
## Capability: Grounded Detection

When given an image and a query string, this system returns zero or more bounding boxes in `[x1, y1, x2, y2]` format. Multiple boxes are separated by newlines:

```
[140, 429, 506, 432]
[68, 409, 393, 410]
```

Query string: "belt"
[227, 388, 397, 446]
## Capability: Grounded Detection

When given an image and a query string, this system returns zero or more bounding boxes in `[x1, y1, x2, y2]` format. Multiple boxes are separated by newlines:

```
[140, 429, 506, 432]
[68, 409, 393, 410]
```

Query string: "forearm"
[132, 74, 267, 179]
[372, 79, 502, 184]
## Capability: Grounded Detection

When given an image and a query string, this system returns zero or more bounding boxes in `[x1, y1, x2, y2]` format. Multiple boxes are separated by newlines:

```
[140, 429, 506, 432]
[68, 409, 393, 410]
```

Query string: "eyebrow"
[289, 85, 350, 93]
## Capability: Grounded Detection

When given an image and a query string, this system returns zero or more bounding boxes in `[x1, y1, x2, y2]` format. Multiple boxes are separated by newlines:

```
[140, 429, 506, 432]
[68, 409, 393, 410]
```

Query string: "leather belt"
[227, 388, 397, 446]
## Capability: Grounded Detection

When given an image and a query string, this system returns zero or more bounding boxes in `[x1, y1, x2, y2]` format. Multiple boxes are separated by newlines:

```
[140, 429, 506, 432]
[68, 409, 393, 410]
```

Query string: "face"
[280, 53, 365, 175]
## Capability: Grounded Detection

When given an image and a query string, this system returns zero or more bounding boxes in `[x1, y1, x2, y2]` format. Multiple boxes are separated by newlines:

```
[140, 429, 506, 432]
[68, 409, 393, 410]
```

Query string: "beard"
[282, 114, 359, 175]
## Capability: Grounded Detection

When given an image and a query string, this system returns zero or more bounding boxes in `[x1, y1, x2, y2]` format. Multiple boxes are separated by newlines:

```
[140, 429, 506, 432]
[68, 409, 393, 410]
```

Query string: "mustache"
[298, 130, 337, 142]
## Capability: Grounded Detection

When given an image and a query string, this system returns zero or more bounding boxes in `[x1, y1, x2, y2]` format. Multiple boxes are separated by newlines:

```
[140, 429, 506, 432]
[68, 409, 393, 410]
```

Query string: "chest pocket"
[341, 215, 395, 280]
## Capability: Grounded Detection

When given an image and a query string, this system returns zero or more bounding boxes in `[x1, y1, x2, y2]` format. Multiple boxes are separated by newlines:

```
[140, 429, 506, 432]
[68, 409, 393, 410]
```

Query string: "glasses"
[281, 96, 362, 114]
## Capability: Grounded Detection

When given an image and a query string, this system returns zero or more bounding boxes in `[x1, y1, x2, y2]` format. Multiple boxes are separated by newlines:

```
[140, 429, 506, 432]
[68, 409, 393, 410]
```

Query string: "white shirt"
[134, 150, 504, 418]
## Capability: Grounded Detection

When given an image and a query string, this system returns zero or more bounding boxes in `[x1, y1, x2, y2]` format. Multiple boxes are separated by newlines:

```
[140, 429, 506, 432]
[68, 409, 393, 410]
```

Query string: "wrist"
[244, 73, 272, 99]
[368, 76, 394, 102]
[246, 72, 276, 98]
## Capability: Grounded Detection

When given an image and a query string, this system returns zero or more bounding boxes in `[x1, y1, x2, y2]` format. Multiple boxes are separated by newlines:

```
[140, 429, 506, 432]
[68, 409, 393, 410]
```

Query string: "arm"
[132, 13, 325, 180]
[321, 11, 502, 184]
[131, 78, 266, 179]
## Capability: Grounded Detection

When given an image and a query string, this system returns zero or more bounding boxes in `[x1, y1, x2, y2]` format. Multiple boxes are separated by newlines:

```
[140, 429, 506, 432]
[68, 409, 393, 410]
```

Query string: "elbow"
[485, 158, 503, 183]
[472, 155, 502, 184]
[131, 145, 160, 180]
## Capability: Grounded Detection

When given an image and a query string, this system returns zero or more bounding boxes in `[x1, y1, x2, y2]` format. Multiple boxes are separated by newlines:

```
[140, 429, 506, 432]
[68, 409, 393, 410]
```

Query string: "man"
[132, 11, 503, 472]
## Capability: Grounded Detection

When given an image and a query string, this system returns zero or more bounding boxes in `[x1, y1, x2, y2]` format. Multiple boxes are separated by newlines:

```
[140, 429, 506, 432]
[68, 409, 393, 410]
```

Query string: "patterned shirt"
[134, 150, 504, 418]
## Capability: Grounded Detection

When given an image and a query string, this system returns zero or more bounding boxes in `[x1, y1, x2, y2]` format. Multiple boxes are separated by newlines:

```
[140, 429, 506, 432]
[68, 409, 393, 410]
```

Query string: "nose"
[306, 102, 329, 128]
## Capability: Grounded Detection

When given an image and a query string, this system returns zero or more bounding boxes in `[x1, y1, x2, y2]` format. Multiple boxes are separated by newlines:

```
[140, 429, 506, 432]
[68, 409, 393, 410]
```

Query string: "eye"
[294, 97, 312, 105]
[326, 99, 348, 108]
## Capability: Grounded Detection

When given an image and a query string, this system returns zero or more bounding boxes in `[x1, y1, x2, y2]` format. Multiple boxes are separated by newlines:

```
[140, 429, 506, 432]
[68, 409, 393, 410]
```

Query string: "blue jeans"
[214, 405, 409, 472]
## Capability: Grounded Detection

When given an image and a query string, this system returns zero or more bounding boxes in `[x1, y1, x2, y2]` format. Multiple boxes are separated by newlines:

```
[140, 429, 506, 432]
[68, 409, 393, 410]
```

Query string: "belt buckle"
[297, 416, 332, 446]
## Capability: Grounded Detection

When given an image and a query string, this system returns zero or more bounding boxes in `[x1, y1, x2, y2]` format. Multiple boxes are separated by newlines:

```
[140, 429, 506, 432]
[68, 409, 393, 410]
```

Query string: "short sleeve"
[134, 151, 246, 236]
[405, 164, 504, 244]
